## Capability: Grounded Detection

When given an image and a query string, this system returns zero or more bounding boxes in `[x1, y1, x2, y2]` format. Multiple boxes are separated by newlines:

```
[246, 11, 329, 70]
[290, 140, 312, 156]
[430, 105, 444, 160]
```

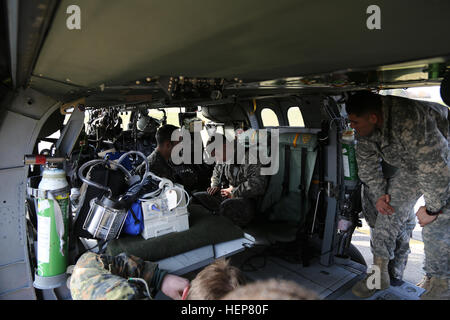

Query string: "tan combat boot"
[420, 277, 450, 300]
[416, 275, 431, 291]
[352, 256, 390, 298]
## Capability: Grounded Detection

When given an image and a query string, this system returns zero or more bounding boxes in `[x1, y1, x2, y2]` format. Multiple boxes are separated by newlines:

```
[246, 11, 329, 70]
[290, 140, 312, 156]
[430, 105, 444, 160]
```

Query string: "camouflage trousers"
[362, 168, 420, 280]
[422, 202, 450, 279]
[192, 191, 256, 227]
[70, 251, 161, 300]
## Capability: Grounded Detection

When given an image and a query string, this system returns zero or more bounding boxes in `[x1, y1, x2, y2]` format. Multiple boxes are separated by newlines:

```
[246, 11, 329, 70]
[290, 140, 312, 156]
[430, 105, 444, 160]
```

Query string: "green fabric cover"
[105, 204, 244, 261]
[259, 133, 318, 223]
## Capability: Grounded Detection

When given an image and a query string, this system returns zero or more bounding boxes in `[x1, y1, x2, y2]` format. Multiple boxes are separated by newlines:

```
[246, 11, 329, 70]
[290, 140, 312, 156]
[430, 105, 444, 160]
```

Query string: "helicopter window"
[119, 111, 132, 130]
[148, 108, 177, 126]
[260, 108, 279, 127]
[287, 106, 305, 127]
[38, 130, 60, 154]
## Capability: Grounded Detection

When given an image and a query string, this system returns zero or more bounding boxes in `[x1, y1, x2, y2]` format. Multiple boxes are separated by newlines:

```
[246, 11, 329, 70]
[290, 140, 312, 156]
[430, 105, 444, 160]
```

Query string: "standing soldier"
[346, 91, 449, 299]
[360, 161, 418, 287]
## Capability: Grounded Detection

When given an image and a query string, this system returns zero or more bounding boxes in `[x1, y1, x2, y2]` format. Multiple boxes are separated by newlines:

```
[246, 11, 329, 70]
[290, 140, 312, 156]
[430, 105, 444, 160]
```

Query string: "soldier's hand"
[160, 274, 190, 300]
[207, 186, 220, 195]
[220, 187, 233, 199]
[416, 206, 438, 227]
[376, 194, 395, 215]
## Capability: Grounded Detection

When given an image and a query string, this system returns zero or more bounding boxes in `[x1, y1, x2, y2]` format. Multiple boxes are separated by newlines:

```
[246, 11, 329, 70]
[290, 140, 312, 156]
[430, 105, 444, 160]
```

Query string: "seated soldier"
[135, 123, 214, 217]
[186, 258, 246, 300]
[193, 133, 267, 227]
[69, 251, 189, 300]
[137, 124, 181, 181]
[137, 123, 202, 194]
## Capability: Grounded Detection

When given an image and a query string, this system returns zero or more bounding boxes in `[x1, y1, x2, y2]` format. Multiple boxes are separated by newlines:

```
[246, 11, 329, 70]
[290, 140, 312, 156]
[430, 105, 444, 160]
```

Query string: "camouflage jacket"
[356, 95, 449, 213]
[70, 252, 166, 300]
[211, 152, 267, 199]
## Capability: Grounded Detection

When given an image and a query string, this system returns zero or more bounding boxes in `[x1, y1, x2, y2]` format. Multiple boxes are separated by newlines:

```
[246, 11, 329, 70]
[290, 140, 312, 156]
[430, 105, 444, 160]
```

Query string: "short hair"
[155, 124, 179, 146]
[186, 258, 247, 300]
[346, 91, 382, 117]
[221, 278, 318, 300]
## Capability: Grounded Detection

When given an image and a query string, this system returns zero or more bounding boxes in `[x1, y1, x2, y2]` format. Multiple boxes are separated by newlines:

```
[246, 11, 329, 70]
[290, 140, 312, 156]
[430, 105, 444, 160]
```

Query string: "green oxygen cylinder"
[34, 167, 70, 290]
[341, 128, 358, 181]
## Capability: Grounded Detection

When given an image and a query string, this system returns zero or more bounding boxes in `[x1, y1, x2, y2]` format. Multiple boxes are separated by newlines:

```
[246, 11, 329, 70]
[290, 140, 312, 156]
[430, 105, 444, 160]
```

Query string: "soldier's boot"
[420, 277, 450, 300]
[352, 256, 390, 298]
[416, 275, 431, 291]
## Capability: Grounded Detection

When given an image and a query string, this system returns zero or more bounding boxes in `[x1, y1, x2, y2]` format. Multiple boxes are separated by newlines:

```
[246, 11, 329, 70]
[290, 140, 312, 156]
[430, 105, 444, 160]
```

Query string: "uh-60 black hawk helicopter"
[0, 0, 449, 300]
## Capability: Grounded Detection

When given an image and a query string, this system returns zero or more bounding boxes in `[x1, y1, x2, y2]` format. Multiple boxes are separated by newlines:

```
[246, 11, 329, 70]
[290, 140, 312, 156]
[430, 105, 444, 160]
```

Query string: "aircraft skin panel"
[0, 90, 60, 300]
[0, 168, 35, 299]
[0, 111, 38, 170]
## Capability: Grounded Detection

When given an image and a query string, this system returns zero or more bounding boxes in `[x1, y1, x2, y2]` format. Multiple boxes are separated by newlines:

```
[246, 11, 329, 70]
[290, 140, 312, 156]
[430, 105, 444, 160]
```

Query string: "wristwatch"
[426, 209, 442, 216]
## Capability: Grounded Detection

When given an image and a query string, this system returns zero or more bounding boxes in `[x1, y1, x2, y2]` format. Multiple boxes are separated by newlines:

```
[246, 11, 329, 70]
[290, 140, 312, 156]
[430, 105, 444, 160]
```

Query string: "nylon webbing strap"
[293, 133, 300, 148]
[299, 147, 307, 195]
[282, 145, 291, 195]
[27, 185, 68, 199]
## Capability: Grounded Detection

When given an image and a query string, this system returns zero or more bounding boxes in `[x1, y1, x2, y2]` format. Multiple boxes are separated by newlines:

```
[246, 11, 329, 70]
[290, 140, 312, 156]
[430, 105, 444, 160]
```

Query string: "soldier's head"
[156, 124, 181, 159]
[186, 258, 247, 300]
[207, 133, 233, 163]
[221, 278, 319, 300]
[346, 91, 383, 137]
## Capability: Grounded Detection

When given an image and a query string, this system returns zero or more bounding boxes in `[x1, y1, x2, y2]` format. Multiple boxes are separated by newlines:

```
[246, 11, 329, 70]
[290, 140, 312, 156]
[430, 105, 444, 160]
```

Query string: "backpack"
[122, 200, 144, 235]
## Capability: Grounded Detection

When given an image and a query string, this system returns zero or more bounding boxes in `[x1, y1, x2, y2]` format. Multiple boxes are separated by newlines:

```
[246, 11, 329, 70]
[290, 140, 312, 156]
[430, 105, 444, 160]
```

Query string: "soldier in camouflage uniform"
[69, 251, 189, 300]
[193, 134, 267, 227]
[346, 91, 449, 299]
[361, 165, 419, 285]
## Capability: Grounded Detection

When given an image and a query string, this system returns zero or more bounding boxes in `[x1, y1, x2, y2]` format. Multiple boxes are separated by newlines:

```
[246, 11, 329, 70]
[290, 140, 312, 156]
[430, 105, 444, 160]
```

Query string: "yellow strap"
[293, 133, 300, 147]
[250, 99, 257, 115]
[61, 97, 86, 114]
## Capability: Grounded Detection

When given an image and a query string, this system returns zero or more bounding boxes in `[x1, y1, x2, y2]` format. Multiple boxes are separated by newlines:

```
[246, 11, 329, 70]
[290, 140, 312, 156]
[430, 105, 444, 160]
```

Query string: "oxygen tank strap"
[27, 185, 69, 199]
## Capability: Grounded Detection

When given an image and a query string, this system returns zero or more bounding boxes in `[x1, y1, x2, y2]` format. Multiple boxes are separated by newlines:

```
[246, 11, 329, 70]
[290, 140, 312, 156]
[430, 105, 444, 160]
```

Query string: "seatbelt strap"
[282, 145, 291, 195]
[299, 147, 307, 196]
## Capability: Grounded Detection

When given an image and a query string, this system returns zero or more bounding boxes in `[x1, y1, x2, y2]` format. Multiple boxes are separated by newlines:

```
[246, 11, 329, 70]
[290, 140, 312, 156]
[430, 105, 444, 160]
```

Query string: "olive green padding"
[106, 204, 244, 261]
[260, 133, 318, 223]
